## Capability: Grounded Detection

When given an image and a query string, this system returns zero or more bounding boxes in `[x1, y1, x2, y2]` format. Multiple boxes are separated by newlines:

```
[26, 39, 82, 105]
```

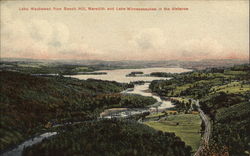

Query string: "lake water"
[2, 67, 191, 155]
[126, 83, 173, 110]
[66, 67, 191, 83]
[68, 67, 191, 118]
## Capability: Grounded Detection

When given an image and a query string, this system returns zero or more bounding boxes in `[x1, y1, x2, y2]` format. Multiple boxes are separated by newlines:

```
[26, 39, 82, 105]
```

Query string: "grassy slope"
[145, 114, 201, 152]
[149, 64, 250, 155]
[210, 81, 250, 94]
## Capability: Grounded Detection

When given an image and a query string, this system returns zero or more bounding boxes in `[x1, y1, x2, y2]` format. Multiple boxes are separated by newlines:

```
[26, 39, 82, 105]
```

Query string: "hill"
[149, 64, 250, 155]
[23, 119, 192, 156]
[0, 71, 129, 151]
[1, 71, 187, 156]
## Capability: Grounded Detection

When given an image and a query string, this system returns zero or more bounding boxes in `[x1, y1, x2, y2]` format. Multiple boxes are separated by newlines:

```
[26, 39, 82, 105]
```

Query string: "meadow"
[145, 113, 201, 152]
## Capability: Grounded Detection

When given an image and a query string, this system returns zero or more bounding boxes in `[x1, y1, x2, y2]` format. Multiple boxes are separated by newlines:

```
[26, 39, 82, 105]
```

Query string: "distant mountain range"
[1, 58, 248, 70]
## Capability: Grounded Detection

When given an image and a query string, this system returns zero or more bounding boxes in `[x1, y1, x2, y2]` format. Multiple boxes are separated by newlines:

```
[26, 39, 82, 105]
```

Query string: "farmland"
[145, 113, 201, 152]
[149, 64, 250, 155]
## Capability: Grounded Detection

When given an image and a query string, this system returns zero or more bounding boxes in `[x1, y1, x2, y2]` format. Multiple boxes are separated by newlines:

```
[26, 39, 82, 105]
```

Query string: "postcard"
[0, 0, 249, 156]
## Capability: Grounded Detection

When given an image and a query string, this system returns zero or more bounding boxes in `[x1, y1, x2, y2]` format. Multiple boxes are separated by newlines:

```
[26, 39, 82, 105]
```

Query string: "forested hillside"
[1, 71, 190, 156]
[0, 71, 127, 150]
[149, 64, 250, 155]
[23, 119, 192, 156]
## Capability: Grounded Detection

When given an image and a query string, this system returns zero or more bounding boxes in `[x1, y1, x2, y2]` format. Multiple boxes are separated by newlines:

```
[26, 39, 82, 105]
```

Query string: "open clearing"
[145, 113, 201, 152]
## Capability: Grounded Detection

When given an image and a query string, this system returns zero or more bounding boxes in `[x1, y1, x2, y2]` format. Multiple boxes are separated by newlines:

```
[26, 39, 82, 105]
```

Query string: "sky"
[0, 0, 249, 61]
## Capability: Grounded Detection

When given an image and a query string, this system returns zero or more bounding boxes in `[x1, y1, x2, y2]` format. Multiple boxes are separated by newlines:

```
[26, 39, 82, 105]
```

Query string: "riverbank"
[1, 67, 193, 155]
[0, 71, 130, 153]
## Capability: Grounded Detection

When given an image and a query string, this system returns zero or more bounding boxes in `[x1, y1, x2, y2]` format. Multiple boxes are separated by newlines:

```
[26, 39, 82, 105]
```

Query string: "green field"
[145, 114, 201, 152]
[210, 81, 250, 94]
[171, 83, 193, 96]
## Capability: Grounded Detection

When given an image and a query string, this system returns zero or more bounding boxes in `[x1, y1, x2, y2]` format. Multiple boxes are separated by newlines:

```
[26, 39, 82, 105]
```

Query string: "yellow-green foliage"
[224, 70, 248, 75]
[146, 112, 165, 118]
[17, 63, 42, 68]
[169, 84, 192, 96]
[72, 67, 89, 72]
[210, 81, 250, 94]
[168, 78, 223, 97]
[171, 97, 189, 103]
[145, 114, 201, 152]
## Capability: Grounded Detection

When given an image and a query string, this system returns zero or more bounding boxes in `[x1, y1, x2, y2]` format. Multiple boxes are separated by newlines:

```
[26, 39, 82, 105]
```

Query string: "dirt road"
[194, 100, 211, 156]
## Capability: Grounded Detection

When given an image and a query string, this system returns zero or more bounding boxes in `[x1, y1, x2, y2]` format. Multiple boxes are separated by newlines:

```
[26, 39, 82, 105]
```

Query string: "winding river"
[69, 67, 191, 118]
[2, 67, 191, 156]
[100, 83, 174, 119]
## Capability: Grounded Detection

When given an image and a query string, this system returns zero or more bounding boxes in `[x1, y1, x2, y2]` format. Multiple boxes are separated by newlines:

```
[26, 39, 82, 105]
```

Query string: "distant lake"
[2, 67, 192, 155]
[67, 67, 192, 113]
[66, 67, 192, 83]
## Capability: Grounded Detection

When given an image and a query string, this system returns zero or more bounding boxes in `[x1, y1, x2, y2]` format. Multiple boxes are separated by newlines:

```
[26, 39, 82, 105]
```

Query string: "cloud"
[131, 28, 166, 51]
[56, 43, 103, 60]
[176, 37, 248, 60]
[179, 37, 224, 60]
[1, 5, 96, 60]
[28, 20, 53, 42]
[48, 22, 69, 47]
[111, 28, 170, 60]
[1, 2, 248, 61]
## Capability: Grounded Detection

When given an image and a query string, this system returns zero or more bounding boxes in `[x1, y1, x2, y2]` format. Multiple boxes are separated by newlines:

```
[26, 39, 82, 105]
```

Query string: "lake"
[2, 67, 191, 155]
[66, 67, 191, 83]
[68, 67, 192, 118]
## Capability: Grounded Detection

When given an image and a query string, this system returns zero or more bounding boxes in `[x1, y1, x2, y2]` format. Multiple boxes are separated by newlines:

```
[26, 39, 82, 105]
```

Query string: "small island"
[126, 71, 144, 77]
[77, 72, 107, 75]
